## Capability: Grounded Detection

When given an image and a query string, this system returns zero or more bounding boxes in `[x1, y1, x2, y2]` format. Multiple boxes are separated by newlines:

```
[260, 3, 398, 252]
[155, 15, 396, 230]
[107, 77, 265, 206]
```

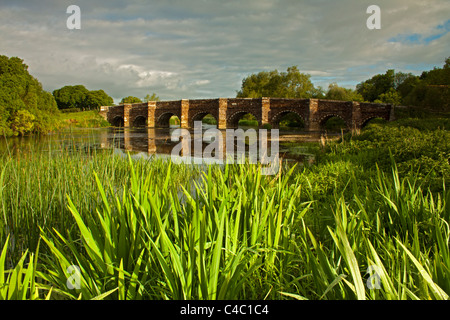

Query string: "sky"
[1, 0, 449, 103]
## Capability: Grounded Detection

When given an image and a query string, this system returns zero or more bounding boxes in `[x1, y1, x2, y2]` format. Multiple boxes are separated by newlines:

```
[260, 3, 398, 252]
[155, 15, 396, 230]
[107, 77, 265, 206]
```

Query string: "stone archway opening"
[112, 116, 124, 127]
[227, 112, 259, 128]
[275, 112, 306, 130]
[239, 113, 258, 128]
[157, 113, 180, 128]
[133, 116, 147, 127]
[202, 114, 217, 126]
[321, 115, 348, 132]
[191, 112, 217, 128]
[361, 117, 387, 128]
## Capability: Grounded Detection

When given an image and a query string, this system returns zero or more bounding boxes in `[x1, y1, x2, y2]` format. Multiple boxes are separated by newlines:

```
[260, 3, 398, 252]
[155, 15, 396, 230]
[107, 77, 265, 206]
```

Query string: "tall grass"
[0, 136, 197, 263]
[0, 236, 52, 300]
[0, 133, 448, 300]
[37, 158, 310, 299]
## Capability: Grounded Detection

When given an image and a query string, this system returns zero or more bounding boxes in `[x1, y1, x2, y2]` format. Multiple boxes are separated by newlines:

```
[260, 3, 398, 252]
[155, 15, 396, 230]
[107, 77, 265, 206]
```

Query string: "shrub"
[324, 124, 450, 191]
[10, 110, 35, 136]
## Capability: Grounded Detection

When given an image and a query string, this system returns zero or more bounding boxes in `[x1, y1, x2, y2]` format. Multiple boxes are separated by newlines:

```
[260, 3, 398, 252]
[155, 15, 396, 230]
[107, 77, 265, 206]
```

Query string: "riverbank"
[59, 110, 111, 128]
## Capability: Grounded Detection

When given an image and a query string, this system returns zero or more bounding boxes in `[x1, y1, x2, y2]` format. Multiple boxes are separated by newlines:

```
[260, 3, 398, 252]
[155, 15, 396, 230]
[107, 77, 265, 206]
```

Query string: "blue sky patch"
[389, 19, 450, 45]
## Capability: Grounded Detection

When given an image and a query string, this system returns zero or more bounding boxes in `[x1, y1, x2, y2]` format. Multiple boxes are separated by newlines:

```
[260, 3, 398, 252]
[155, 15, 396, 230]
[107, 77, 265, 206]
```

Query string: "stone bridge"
[99, 98, 393, 131]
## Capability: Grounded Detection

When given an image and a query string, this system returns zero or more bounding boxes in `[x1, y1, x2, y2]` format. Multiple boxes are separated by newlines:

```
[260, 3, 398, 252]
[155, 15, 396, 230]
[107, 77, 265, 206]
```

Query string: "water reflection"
[100, 125, 332, 163]
[0, 125, 340, 164]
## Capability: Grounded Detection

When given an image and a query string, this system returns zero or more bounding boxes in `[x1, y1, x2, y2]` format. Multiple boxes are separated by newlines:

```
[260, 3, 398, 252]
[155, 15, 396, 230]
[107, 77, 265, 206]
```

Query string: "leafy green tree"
[326, 83, 364, 102]
[0, 55, 59, 135]
[53, 85, 114, 110]
[53, 85, 89, 110]
[10, 109, 35, 136]
[374, 88, 402, 105]
[144, 93, 160, 102]
[396, 74, 421, 100]
[120, 96, 142, 104]
[356, 69, 395, 102]
[402, 57, 450, 110]
[237, 66, 320, 98]
[420, 59, 450, 86]
[393, 72, 416, 90]
[309, 86, 326, 99]
[85, 90, 114, 110]
[356, 58, 449, 110]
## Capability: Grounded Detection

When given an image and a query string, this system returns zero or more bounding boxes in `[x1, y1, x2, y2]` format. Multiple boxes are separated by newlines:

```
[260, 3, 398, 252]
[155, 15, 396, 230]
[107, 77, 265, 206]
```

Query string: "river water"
[0, 125, 342, 164]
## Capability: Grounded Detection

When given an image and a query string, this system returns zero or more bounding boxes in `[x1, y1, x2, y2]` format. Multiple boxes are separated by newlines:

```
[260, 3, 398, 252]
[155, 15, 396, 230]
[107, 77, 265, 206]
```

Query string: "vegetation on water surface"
[0, 117, 448, 300]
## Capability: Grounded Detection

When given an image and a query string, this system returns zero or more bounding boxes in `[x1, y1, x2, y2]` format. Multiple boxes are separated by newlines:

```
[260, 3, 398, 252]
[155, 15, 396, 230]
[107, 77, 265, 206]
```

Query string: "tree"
[374, 88, 402, 105]
[53, 85, 114, 110]
[396, 74, 421, 100]
[237, 66, 319, 99]
[356, 58, 449, 110]
[144, 93, 160, 102]
[356, 69, 395, 102]
[0, 55, 59, 135]
[120, 96, 142, 104]
[402, 57, 450, 110]
[310, 86, 326, 99]
[85, 90, 114, 110]
[419, 59, 450, 86]
[326, 83, 364, 102]
[393, 72, 416, 90]
[10, 109, 35, 136]
[53, 85, 89, 110]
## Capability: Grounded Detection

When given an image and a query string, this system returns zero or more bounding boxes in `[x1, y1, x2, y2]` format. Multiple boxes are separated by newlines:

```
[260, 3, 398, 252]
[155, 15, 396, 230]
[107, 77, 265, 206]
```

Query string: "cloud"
[0, 0, 449, 103]
[194, 80, 211, 86]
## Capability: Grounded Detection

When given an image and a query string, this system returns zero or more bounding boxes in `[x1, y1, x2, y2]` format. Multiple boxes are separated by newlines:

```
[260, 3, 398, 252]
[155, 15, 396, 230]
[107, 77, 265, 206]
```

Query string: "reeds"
[0, 140, 448, 300]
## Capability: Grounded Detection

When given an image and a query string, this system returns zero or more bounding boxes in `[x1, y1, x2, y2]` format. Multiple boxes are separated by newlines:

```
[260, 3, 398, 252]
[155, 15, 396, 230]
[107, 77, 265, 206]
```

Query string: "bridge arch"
[227, 111, 260, 128]
[190, 111, 218, 127]
[271, 110, 307, 129]
[132, 116, 147, 127]
[360, 116, 388, 128]
[318, 113, 350, 130]
[156, 112, 180, 127]
[111, 116, 124, 127]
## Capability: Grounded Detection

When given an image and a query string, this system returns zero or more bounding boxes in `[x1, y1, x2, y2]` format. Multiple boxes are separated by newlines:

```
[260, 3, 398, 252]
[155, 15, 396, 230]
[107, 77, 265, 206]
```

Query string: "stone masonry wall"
[101, 98, 392, 131]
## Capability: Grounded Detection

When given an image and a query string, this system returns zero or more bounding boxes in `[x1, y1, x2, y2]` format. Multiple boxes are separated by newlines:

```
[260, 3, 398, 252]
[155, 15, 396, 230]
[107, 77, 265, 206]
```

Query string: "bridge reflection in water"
[98, 125, 326, 163]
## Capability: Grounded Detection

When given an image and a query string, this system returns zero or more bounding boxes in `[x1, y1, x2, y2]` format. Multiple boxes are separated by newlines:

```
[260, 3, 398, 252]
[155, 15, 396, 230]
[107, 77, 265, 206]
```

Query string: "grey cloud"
[1, 0, 449, 102]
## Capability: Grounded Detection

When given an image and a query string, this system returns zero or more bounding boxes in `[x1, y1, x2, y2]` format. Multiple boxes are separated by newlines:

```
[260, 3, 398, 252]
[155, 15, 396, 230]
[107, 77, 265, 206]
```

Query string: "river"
[0, 125, 342, 164]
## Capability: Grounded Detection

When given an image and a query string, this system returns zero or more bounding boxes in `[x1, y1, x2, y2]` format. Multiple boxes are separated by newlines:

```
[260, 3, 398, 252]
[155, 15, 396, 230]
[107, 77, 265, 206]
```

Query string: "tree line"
[119, 93, 160, 104]
[0, 54, 158, 136]
[237, 58, 449, 111]
[1, 53, 447, 136]
[52, 88, 159, 111]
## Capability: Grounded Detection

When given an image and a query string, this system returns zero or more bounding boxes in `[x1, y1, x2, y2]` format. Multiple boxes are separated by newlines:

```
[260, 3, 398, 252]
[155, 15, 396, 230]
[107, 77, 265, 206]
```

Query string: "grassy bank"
[0, 118, 448, 300]
[59, 110, 110, 128]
